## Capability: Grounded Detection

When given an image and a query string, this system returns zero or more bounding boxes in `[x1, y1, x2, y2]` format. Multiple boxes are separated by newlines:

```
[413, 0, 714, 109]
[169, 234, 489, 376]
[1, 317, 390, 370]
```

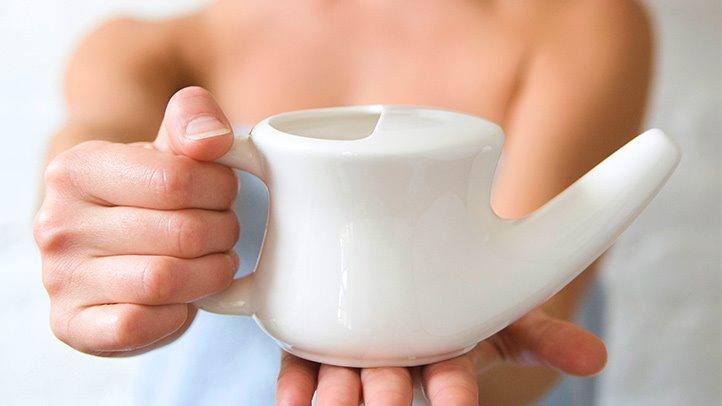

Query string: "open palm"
[275, 308, 606, 405]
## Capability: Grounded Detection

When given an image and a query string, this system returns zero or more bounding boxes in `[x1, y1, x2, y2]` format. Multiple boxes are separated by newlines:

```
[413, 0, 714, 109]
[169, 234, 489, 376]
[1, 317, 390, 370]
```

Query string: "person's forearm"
[475, 260, 601, 404]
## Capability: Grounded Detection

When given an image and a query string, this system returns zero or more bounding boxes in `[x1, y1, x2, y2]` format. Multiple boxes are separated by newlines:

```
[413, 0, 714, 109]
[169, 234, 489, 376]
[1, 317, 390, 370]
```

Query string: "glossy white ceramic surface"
[195, 105, 680, 367]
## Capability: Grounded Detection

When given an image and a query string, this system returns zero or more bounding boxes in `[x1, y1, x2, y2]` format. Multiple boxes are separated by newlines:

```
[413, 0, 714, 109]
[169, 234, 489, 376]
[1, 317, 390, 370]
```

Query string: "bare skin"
[35, 0, 652, 404]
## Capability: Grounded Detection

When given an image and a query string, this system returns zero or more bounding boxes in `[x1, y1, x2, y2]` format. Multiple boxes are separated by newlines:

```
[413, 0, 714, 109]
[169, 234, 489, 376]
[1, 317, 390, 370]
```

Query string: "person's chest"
[196, 5, 529, 126]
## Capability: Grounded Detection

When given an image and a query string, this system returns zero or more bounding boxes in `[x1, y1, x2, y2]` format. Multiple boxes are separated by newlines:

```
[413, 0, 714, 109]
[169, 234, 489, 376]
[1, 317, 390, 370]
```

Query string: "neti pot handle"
[193, 132, 265, 315]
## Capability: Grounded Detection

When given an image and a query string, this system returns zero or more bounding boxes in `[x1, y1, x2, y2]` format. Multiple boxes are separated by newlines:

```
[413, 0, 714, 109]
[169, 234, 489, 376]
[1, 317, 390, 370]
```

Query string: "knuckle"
[209, 256, 235, 291]
[41, 265, 66, 297]
[169, 212, 206, 257]
[44, 140, 106, 186]
[43, 154, 72, 186]
[219, 168, 239, 205]
[49, 307, 72, 345]
[224, 212, 241, 247]
[39, 252, 84, 298]
[140, 257, 176, 303]
[33, 208, 71, 252]
[109, 307, 145, 350]
[152, 162, 194, 204]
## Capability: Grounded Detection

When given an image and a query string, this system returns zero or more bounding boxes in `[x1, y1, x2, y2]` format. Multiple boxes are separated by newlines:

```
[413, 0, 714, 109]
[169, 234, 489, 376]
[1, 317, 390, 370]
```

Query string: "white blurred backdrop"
[0, 1, 719, 405]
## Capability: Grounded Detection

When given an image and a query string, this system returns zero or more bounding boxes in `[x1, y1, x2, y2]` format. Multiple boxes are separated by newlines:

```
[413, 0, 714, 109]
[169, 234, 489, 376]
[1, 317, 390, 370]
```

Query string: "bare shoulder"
[540, 0, 653, 65]
[65, 16, 189, 98]
[69, 18, 168, 76]
[492, 0, 655, 217]
[494, 0, 653, 89]
[63, 15, 204, 138]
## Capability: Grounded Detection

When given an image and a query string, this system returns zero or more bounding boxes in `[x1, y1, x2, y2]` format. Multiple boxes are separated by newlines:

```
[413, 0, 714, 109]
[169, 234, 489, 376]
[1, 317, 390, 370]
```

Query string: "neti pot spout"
[492, 129, 680, 306]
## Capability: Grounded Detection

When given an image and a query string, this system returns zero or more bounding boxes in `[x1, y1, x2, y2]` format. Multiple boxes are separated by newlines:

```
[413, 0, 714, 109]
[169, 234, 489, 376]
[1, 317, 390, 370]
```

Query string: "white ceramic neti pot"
[195, 105, 680, 367]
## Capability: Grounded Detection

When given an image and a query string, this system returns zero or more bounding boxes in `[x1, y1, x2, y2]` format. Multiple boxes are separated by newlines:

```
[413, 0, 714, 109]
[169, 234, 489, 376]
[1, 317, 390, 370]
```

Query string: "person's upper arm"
[492, 0, 653, 219]
[60, 17, 184, 144]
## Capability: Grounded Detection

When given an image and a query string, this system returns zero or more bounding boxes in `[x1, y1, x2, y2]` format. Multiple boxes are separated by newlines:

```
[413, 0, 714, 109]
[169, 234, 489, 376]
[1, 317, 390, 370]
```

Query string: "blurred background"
[0, 0, 719, 405]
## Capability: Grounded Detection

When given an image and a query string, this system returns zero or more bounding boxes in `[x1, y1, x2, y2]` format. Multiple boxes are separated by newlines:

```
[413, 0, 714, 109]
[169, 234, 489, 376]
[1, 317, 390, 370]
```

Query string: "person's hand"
[34, 87, 239, 356]
[276, 308, 607, 405]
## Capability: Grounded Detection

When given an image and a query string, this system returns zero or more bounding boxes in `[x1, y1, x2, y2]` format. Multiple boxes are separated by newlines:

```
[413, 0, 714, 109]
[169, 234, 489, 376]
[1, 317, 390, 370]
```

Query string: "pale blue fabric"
[133, 128, 603, 404]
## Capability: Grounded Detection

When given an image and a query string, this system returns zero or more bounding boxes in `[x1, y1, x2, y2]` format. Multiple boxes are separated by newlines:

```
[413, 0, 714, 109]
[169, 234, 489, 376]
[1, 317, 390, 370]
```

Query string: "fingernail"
[185, 116, 231, 140]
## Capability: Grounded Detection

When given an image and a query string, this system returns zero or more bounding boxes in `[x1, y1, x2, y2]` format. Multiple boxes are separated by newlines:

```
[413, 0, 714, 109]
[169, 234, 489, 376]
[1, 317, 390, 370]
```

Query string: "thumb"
[154, 86, 234, 161]
[503, 310, 607, 376]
